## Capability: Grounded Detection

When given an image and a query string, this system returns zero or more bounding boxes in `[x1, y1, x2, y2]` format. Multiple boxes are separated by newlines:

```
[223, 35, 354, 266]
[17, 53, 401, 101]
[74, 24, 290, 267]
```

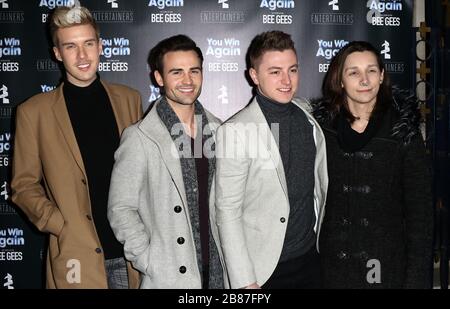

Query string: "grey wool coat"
[107, 98, 229, 289]
[215, 97, 328, 289]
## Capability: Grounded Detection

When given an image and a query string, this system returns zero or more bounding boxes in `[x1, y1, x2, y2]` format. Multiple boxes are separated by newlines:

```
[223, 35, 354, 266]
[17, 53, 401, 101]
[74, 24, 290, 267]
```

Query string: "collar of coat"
[311, 87, 420, 145]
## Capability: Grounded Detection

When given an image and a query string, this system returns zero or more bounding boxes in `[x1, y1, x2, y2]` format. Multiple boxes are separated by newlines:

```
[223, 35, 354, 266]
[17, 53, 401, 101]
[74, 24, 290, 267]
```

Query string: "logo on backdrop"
[36, 59, 59, 72]
[200, 2, 245, 24]
[0, 37, 21, 73]
[0, 85, 9, 104]
[0, 154, 7, 167]
[0, 177, 14, 216]
[206, 37, 240, 73]
[1, 181, 9, 201]
[367, 0, 402, 26]
[149, 0, 183, 23]
[0, 228, 25, 248]
[0, 228, 24, 262]
[260, 0, 294, 25]
[218, 0, 229, 9]
[40, 85, 57, 93]
[0, 37, 21, 72]
[39, 0, 81, 23]
[0, 37, 21, 58]
[316, 39, 349, 73]
[218, 85, 228, 105]
[311, 0, 353, 25]
[148, 84, 161, 104]
[328, 0, 339, 11]
[91, 0, 133, 23]
[108, 0, 119, 9]
[0, 84, 12, 119]
[381, 40, 391, 59]
[3, 273, 14, 289]
[380, 40, 404, 73]
[0, 131, 11, 155]
[0, 0, 24, 23]
[39, 0, 77, 9]
[99, 37, 130, 72]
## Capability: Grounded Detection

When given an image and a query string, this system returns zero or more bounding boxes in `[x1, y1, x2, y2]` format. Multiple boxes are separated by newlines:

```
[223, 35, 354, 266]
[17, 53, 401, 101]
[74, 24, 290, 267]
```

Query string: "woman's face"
[341, 51, 384, 109]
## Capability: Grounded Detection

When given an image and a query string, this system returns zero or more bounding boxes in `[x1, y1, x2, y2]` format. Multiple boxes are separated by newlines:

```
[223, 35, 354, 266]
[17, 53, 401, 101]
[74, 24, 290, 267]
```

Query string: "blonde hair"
[49, 5, 99, 46]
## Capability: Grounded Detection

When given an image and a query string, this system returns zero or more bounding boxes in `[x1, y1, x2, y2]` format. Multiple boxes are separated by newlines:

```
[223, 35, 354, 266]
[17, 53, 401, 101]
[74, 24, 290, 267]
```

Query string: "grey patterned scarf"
[157, 97, 224, 289]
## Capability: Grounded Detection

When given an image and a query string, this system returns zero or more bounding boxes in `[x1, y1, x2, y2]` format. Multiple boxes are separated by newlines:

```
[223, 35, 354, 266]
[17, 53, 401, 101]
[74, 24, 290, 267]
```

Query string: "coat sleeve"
[11, 105, 64, 236]
[215, 123, 256, 288]
[402, 134, 434, 288]
[133, 89, 143, 121]
[107, 125, 150, 274]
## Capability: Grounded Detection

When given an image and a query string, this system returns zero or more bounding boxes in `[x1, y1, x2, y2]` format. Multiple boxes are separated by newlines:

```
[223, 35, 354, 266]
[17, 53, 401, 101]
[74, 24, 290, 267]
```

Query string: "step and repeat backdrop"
[1, 0, 413, 288]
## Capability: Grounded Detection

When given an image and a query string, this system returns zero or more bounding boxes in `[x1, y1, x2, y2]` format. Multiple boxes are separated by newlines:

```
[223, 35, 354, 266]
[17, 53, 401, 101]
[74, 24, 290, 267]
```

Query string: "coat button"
[174, 206, 182, 213]
[280, 217, 286, 223]
[86, 214, 92, 221]
[177, 237, 185, 245]
[81, 179, 87, 185]
[337, 251, 349, 260]
[179, 266, 186, 274]
[95, 248, 102, 254]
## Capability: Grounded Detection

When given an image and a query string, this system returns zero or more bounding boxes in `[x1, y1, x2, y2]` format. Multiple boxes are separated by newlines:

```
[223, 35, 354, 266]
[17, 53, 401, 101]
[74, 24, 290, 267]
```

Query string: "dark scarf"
[156, 97, 224, 289]
[337, 111, 383, 153]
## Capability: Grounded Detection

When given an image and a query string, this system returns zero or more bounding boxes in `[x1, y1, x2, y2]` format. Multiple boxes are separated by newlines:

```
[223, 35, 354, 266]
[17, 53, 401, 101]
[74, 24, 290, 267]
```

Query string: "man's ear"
[249, 67, 259, 85]
[154, 70, 164, 87]
[53, 46, 62, 62]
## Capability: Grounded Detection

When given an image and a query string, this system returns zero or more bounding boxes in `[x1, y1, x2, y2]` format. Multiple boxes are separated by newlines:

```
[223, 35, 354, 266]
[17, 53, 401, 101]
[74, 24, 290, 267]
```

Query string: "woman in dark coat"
[313, 41, 433, 289]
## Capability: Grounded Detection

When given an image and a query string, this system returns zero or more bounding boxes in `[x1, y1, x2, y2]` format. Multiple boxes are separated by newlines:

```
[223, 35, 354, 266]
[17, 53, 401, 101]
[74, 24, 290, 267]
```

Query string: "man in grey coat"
[215, 31, 328, 289]
[108, 35, 227, 289]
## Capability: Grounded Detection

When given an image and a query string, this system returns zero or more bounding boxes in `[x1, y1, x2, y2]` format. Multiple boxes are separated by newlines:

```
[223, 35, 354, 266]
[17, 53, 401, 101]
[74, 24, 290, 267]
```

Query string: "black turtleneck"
[256, 91, 317, 262]
[63, 77, 123, 260]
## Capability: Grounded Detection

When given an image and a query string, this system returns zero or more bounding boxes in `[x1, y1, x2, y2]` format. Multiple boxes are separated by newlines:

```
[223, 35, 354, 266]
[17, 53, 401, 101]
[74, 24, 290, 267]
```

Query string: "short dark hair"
[247, 31, 296, 69]
[322, 41, 391, 122]
[148, 34, 203, 74]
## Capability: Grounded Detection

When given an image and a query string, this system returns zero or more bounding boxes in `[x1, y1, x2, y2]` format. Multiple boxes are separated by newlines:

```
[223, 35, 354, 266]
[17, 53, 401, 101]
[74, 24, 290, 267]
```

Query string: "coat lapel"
[52, 83, 87, 178]
[245, 99, 288, 199]
[102, 80, 125, 134]
[137, 100, 188, 209]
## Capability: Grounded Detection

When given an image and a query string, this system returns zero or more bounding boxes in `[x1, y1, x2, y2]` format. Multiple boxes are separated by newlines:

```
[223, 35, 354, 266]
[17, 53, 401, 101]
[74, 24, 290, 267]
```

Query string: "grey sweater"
[256, 93, 317, 262]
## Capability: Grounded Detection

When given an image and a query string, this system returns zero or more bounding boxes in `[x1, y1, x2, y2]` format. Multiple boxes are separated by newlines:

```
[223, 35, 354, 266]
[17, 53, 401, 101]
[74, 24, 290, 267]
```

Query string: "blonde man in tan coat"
[11, 6, 142, 288]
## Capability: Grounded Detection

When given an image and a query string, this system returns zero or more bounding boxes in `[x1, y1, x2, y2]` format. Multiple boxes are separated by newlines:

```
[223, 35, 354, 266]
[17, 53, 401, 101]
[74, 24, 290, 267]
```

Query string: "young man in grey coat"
[108, 35, 227, 289]
[215, 31, 328, 289]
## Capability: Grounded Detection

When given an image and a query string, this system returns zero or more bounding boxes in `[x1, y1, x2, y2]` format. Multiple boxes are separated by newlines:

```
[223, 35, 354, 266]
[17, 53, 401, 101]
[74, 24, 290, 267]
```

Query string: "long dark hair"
[322, 41, 392, 123]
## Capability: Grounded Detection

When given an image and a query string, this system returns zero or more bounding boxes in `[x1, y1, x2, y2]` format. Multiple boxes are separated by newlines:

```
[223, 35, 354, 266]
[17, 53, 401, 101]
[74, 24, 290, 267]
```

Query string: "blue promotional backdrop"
[0, 0, 413, 288]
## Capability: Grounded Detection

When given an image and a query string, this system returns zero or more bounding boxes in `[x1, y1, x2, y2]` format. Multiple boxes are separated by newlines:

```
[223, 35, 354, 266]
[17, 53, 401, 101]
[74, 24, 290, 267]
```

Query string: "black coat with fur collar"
[312, 92, 433, 289]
